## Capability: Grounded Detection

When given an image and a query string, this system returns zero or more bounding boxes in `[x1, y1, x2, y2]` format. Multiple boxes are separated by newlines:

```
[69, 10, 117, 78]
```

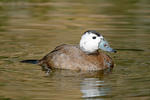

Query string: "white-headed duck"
[21, 30, 116, 73]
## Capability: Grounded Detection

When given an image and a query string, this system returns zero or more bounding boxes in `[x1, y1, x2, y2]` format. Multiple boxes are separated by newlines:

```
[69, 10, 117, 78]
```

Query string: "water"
[0, 0, 150, 100]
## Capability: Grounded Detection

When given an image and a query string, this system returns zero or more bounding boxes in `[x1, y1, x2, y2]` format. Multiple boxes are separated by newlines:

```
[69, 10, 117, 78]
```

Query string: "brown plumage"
[38, 44, 114, 71]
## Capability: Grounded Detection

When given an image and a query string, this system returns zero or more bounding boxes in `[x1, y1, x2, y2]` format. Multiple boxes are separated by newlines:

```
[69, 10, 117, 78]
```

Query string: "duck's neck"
[78, 45, 99, 55]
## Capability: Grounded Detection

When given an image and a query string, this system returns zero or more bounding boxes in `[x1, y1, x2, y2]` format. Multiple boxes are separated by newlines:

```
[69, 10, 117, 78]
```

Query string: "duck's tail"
[20, 59, 39, 64]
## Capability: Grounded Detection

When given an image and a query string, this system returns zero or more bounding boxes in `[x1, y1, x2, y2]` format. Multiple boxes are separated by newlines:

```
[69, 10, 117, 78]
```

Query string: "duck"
[21, 30, 116, 73]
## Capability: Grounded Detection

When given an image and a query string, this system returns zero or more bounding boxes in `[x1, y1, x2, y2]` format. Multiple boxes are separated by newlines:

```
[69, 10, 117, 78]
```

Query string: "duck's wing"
[38, 44, 79, 69]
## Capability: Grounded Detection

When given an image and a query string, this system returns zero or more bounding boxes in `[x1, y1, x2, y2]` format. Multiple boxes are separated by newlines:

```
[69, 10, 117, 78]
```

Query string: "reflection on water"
[81, 78, 109, 99]
[0, 0, 150, 100]
[46, 70, 111, 100]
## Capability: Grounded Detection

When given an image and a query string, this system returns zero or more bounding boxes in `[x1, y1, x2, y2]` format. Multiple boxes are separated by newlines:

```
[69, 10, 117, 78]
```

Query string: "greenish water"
[0, 0, 150, 100]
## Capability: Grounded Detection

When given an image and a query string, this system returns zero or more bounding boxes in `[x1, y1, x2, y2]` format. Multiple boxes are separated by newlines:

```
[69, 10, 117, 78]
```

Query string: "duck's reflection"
[79, 70, 112, 99]
[45, 69, 111, 100]
[80, 77, 110, 99]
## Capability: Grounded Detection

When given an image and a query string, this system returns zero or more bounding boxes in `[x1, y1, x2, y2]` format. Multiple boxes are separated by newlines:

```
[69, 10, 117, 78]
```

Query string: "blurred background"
[0, 0, 150, 100]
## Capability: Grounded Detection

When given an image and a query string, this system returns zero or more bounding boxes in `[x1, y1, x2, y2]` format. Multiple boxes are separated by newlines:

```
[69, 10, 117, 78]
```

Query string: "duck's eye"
[92, 36, 96, 39]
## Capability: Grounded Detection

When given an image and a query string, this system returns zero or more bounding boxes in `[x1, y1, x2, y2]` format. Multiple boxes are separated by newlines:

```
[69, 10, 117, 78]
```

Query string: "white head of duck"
[79, 30, 117, 54]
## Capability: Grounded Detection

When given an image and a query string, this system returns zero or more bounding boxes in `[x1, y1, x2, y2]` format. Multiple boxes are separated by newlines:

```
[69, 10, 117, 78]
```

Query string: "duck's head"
[79, 30, 116, 54]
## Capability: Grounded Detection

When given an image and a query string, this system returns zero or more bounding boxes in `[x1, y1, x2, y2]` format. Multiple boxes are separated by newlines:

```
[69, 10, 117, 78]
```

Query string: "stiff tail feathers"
[20, 59, 39, 64]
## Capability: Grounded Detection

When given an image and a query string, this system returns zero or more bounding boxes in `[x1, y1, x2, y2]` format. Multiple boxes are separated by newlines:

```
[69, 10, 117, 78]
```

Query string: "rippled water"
[0, 0, 150, 100]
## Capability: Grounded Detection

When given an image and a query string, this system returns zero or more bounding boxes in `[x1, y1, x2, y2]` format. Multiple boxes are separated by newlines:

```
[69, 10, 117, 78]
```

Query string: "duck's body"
[21, 30, 116, 73]
[39, 44, 114, 71]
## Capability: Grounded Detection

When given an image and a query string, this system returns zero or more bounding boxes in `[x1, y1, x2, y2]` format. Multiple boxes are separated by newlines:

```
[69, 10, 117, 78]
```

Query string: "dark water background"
[0, 0, 150, 100]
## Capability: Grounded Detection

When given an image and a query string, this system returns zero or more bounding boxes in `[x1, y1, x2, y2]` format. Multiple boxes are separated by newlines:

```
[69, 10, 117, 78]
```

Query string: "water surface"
[0, 0, 150, 100]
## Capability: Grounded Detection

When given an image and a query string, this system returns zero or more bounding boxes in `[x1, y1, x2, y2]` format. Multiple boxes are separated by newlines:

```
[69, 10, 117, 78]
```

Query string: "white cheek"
[79, 34, 101, 53]
[84, 40, 99, 52]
